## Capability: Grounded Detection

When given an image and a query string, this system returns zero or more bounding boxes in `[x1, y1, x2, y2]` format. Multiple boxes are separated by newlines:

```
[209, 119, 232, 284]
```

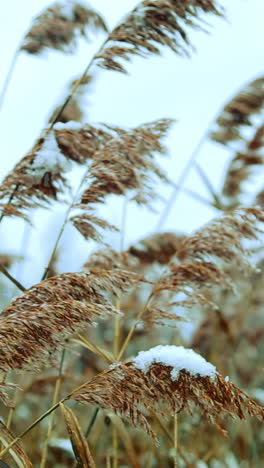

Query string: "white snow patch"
[133, 345, 217, 380]
[29, 132, 72, 182]
[225, 375, 230, 382]
[53, 121, 83, 131]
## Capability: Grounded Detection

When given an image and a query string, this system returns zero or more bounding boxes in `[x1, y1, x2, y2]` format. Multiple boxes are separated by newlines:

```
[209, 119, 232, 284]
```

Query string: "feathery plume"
[128, 232, 185, 265]
[210, 77, 264, 147]
[83, 248, 128, 271]
[70, 345, 264, 439]
[152, 207, 264, 306]
[95, 0, 223, 73]
[0, 123, 113, 220]
[71, 119, 174, 240]
[0, 269, 145, 376]
[221, 125, 264, 204]
[84, 232, 185, 272]
[208, 77, 264, 206]
[20, 1, 107, 55]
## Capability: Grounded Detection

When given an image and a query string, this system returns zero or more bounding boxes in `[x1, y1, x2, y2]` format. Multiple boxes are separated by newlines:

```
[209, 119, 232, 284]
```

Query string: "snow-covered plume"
[53, 121, 83, 131]
[29, 132, 72, 183]
[133, 345, 217, 380]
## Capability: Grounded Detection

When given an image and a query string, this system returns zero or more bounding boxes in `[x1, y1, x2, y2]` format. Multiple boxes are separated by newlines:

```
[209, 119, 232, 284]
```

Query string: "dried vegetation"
[0, 0, 263, 467]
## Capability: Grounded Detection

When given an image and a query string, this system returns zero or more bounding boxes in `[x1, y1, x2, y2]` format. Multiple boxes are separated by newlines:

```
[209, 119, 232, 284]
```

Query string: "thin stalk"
[41, 203, 73, 281]
[6, 374, 25, 430]
[41, 166, 89, 281]
[111, 200, 128, 467]
[12, 220, 32, 296]
[73, 335, 113, 364]
[0, 47, 20, 109]
[85, 408, 100, 438]
[173, 412, 178, 468]
[112, 427, 118, 468]
[151, 412, 191, 467]
[45, 36, 109, 135]
[0, 265, 26, 292]
[112, 296, 121, 467]
[171, 183, 221, 210]
[156, 131, 207, 230]
[194, 162, 223, 209]
[117, 255, 179, 361]
[106, 454, 111, 468]
[114, 297, 121, 360]
[117, 295, 151, 361]
[39, 348, 66, 468]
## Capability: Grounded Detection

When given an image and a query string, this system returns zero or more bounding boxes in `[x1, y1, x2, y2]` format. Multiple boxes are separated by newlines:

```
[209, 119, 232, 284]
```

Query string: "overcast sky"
[0, 0, 263, 290]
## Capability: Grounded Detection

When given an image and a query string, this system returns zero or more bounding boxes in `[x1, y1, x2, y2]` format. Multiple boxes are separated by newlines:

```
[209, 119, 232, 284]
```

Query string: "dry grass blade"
[0, 421, 32, 468]
[95, 0, 223, 73]
[210, 76, 264, 146]
[0, 269, 145, 377]
[70, 345, 264, 440]
[20, 1, 107, 55]
[60, 403, 96, 468]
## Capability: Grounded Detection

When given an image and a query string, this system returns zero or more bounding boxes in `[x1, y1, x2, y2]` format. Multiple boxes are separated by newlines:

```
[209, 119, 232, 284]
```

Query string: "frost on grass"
[133, 345, 217, 380]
